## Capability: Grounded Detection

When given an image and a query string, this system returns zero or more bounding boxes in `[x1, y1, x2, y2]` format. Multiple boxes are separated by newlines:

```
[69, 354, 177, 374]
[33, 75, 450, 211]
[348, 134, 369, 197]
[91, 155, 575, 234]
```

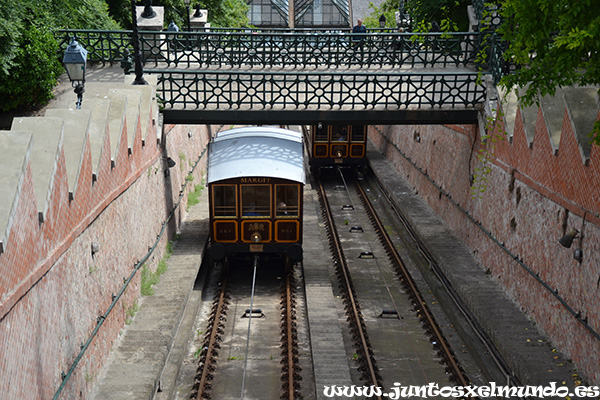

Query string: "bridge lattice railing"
[56, 30, 486, 69]
[148, 69, 487, 110]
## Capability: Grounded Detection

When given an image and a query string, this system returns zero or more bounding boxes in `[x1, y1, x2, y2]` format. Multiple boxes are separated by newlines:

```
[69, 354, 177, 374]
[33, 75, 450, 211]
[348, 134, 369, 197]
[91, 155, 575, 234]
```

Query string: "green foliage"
[365, 0, 467, 32]
[125, 301, 139, 324]
[108, 0, 249, 29]
[495, 0, 600, 143]
[198, 0, 249, 27]
[106, 0, 135, 28]
[140, 241, 173, 295]
[187, 183, 204, 210]
[141, 259, 169, 295]
[406, 0, 470, 31]
[0, 0, 119, 112]
[497, 0, 600, 103]
[363, 1, 398, 29]
[470, 107, 506, 198]
[0, 22, 63, 111]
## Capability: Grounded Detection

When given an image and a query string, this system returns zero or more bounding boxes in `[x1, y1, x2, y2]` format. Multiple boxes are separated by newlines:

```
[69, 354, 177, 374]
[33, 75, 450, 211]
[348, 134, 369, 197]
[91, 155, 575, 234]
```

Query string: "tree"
[406, 0, 470, 31]
[0, 0, 119, 112]
[106, 0, 248, 29]
[195, 0, 248, 27]
[497, 0, 600, 103]
[365, 0, 470, 31]
[494, 0, 600, 141]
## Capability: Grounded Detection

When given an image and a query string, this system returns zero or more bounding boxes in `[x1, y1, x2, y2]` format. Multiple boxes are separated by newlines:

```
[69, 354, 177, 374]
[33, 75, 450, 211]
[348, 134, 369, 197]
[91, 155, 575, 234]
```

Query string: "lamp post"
[130, 0, 148, 85]
[141, 0, 156, 18]
[193, 4, 203, 18]
[379, 14, 387, 28]
[184, 0, 191, 31]
[62, 38, 88, 109]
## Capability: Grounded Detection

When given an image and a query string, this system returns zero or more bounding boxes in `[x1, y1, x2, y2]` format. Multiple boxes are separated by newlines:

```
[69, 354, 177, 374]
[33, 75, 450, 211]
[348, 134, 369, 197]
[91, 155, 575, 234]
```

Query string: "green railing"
[149, 69, 486, 110]
[56, 29, 484, 69]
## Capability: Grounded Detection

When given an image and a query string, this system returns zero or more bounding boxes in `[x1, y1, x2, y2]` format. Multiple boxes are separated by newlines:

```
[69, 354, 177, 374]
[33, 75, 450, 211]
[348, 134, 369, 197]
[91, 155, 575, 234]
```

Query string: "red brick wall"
[0, 107, 211, 399]
[369, 109, 600, 385]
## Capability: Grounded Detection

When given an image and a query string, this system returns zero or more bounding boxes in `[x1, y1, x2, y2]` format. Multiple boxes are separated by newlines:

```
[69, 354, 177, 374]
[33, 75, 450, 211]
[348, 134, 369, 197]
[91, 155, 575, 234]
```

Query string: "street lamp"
[379, 14, 387, 28]
[131, 0, 148, 85]
[141, 0, 156, 18]
[62, 38, 88, 109]
[184, 0, 191, 31]
[193, 4, 203, 18]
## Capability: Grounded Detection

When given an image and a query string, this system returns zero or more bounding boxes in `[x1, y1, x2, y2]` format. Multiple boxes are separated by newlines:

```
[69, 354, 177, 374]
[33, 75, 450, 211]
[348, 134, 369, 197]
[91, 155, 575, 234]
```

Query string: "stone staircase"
[0, 75, 158, 255]
[499, 85, 599, 164]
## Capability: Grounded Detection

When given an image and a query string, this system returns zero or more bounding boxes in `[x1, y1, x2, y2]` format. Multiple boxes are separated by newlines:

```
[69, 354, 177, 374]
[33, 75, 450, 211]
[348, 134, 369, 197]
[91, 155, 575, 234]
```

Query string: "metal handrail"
[56, 29, 486, 69]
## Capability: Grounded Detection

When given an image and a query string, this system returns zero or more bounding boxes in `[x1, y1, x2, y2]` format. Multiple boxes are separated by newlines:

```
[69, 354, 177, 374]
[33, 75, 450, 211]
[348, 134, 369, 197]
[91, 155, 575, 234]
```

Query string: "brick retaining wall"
[369, 114, 600, 385]
[0, 100, 211, 398]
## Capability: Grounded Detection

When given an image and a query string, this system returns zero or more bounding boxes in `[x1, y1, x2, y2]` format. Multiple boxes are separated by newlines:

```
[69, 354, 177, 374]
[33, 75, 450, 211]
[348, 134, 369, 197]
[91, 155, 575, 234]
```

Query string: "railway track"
[354, 176, 469, 386]
[171, 163, 504, 399]
[191, 257, 301, 400]
[315, 167, 470, 394]
[316, 172, 382, 393]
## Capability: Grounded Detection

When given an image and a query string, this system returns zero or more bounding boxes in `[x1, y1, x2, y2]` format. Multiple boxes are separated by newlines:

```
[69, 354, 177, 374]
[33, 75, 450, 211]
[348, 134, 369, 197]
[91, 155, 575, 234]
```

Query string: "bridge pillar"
[190, 8, 209, 30]
[136, 5, 164, 60]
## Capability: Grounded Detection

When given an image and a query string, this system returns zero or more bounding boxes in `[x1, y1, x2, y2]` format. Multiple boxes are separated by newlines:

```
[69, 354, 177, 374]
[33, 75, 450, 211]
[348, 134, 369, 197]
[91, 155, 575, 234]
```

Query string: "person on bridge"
[352, 19, 367, 42]
[352, 19, 367, 61]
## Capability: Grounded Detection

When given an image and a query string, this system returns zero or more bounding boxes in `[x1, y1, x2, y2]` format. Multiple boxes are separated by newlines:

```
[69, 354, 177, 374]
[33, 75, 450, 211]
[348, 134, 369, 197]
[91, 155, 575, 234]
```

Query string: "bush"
[0, 0, 120, 112]
[0, 23, 63, 111]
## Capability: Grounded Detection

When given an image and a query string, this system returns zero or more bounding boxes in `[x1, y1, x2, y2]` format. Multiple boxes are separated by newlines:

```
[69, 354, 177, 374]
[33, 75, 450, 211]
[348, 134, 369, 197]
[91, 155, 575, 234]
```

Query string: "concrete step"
[108, 88, 141, 163]
[45, 109, 91, 199]
[82, 98, 111, 179]
[540, 92, 564, 155]
[124, 74, 159, 144]
[563, 86, 598, 163]
[0, 130, 33, 253]
[10, 116, 64, 222]
[500, 85, 599, 159]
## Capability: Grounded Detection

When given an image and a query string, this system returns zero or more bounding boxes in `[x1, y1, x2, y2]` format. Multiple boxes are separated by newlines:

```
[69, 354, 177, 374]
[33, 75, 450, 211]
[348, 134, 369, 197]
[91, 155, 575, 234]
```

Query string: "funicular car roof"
[207, 126, 306, 184]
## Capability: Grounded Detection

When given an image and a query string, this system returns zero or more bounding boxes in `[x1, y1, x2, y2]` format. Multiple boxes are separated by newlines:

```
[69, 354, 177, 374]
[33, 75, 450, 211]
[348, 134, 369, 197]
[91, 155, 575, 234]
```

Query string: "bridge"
[57, 28, 500, 125]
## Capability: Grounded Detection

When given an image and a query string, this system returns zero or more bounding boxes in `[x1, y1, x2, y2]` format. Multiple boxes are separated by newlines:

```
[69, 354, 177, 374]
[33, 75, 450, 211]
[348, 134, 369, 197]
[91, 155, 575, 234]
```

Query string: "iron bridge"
[58, 29, 498, 125]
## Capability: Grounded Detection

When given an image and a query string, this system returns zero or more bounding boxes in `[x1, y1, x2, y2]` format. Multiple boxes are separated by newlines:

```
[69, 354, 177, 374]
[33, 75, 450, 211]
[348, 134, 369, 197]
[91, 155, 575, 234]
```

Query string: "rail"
[150, 69, 487, 110]
[355, 179, 470, 386]
[316, 177, 382, 398]
[195, 271, 229, 400]
[56, 29, 485, 69]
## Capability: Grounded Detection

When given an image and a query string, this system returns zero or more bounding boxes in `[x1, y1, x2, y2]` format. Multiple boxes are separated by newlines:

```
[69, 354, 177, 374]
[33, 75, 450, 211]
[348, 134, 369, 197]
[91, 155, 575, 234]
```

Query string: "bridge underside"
[162, 108, 481, 125]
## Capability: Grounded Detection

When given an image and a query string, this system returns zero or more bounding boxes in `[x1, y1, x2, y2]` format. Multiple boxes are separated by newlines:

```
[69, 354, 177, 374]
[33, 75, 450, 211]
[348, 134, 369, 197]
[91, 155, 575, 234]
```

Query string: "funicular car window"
[242, 185, 271, 217]
[314, 125, 328, 142]
[213, 185, 237, 217]
[332, 125, 349, 142]
[351, 124, 366, 142]
[276, 185, 299, 216]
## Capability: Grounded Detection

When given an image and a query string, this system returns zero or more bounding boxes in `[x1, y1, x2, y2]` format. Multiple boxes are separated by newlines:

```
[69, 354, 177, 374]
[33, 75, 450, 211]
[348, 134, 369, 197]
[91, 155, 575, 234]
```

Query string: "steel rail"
[284, 262, 296, 399]
[354, 180, 470, 387]
[316, 178, 382, 399]
[196, 271, 229, 400]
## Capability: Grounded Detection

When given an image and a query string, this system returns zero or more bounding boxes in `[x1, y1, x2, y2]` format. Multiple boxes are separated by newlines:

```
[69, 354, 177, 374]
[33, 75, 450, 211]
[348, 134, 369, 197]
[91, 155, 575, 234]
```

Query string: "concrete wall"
[0, 84, 211, 398]
[369, 98, 600, 384]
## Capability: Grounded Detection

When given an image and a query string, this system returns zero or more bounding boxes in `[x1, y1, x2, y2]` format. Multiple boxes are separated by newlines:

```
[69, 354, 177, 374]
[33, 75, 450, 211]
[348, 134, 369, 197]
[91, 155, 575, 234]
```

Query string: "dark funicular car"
[308, 123, 367, 171]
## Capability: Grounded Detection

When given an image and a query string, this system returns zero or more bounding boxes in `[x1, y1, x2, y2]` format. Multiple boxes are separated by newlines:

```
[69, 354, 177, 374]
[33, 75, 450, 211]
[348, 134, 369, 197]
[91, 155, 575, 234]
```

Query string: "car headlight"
[251, 232, 262, 243]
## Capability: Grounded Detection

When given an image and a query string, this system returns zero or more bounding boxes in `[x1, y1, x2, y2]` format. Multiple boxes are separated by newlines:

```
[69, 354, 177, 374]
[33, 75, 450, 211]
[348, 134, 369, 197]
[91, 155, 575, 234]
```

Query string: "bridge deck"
[151, 65, 485, 124]
[58, 30, 491, 124]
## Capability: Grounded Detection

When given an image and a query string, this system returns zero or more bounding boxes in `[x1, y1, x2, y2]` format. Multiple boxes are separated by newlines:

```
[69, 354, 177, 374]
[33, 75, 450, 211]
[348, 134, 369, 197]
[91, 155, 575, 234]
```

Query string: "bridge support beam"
[161, 109, 481, 126]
